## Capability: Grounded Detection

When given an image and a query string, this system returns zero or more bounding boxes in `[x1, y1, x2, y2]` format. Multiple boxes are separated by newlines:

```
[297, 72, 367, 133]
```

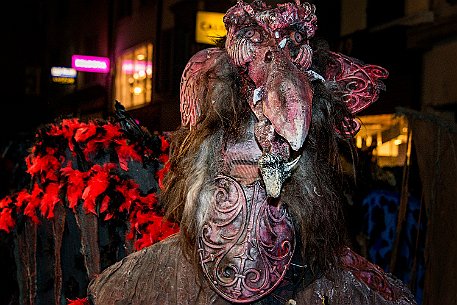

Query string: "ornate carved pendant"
[198, 175, 295, 303]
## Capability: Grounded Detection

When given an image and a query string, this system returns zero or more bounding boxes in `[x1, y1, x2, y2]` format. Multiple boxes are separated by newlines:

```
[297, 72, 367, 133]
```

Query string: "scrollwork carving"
[198, 175, 295, 303]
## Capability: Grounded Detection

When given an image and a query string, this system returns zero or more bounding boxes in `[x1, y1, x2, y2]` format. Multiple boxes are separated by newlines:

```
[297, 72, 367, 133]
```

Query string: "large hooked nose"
[259, 46, 314, 151]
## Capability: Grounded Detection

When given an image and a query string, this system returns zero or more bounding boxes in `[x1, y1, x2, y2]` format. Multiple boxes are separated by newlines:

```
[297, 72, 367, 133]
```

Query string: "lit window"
[115, 43, 153, 109]
[356, 114, 410, 168]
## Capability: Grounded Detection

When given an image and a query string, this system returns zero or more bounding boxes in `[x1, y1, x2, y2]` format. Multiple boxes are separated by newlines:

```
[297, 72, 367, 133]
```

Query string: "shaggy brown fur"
[159, 43, 356, 277]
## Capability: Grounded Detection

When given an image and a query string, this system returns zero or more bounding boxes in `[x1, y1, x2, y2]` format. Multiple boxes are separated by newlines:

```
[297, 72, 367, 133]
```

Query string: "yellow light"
[196, 11, 226, 45]
[138, 70, 146, 79]
[137, 54, 145, 60]
[366, 135, 372, 147]
[377, 131, 383, 146]
[356, 136, 362, 148]
[133, 87, 142, 95]
[394, 139, 403, 145]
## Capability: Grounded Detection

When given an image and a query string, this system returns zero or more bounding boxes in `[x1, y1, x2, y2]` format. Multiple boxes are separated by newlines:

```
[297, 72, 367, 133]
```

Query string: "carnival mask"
[179, 0, 388, 302]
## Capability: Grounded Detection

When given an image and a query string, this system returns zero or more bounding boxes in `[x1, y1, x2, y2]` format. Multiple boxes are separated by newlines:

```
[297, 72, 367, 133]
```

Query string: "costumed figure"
[88, 1, 417, 304]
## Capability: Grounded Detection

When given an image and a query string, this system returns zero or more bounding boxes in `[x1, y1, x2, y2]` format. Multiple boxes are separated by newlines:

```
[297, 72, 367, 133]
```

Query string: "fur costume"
[88, 1, 416, 304]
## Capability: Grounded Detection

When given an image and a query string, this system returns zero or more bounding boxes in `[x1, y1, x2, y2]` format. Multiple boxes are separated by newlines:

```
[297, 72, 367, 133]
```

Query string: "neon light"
[52, 77, 76, 84]
[72, 55, 110, 73]
[51, 67, 77, 78]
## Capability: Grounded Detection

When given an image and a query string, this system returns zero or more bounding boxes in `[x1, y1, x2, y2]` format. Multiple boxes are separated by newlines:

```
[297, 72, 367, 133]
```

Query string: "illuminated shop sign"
[51, 67, 77, 78]
[50, 66, 77, 84]
[52, 77, 76, 84]
[72, 55, 110, 73]
[195, 11, 226, 45]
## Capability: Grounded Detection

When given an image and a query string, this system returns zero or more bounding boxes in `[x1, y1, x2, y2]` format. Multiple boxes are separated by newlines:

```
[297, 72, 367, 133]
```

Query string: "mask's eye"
[291, 31, 305, 44]
[238, 27, 263, 43]
[245, 29, 255, 38]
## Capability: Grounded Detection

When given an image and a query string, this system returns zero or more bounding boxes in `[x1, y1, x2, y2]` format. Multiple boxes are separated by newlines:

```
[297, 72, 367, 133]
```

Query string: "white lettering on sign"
[74, 59, 108, 69]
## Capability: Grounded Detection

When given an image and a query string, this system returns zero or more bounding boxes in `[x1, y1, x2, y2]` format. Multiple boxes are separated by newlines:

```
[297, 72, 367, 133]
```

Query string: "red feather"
[40, 183, 61, 219]
[23, 183, 43, 224]
[81, 164, 112, 214]
[115, 181, 140, 212]
[138, 192, 158, 209]
[103, 124, 123, 139]
[26, 153, 61, 182]
[0, 196, 12, 209]
[15, 190, 31, 208]
[67, 297, 89, 305]
[160, 135, 170, 152]
[100, 195, 111, 215]
[61, 166, 88, 211]
[47, 118, 81, 146]
[0, 208, 15, 233]
[115, 139, 142, 171]
[74, 124, 97, 143]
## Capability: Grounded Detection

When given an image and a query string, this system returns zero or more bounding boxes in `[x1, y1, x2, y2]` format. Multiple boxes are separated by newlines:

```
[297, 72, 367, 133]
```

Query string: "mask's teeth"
[258, 153, 301, 198]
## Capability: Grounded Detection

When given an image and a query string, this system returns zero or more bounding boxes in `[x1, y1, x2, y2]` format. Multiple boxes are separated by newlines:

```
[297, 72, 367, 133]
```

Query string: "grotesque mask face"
[223, 0, 318, 198]
[178, 0, 388, 303]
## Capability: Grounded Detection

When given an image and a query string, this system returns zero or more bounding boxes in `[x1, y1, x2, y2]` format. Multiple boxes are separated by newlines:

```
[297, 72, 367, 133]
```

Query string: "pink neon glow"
[121, 60, 153, 74]
[72, 55, 110, 73]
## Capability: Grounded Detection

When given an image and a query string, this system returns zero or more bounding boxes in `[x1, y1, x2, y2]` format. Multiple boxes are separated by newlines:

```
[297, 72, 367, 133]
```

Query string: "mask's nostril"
[264, 50, 273, 63]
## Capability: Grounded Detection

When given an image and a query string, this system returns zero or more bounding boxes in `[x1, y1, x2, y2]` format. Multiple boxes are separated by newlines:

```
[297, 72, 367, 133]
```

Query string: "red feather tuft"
[0, 208, 15, 233]
[103, 124, 123, 139]
[26, 153, 61, 182]
[48, 119, 82, 152]
[40, 183, 61, 219]
[61, 166, 88, 211]
[23, 183, 43, 224]
[0, 196, 12, 209]
[100, 195, 110, 214]
[115, 139, 142, 171]
[74, 124, 97, 143]
[81, 164, 112, 214]
[138, 193, 158, 209]
[160, 135, 170, 152]
[67, 297, 90, 305]
[115, 180, 140, 212]
[15, 190, 31, 208]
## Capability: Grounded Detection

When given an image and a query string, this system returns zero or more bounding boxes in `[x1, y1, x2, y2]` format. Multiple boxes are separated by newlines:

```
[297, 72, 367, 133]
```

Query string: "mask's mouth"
[222, 117, 304, 199]
[258, 152, 301, 198]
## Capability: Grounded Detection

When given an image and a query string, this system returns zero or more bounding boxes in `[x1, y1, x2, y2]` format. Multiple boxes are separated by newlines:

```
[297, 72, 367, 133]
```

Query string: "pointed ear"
[179, 48, 234, 128]
[320, 50, 388, 136]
